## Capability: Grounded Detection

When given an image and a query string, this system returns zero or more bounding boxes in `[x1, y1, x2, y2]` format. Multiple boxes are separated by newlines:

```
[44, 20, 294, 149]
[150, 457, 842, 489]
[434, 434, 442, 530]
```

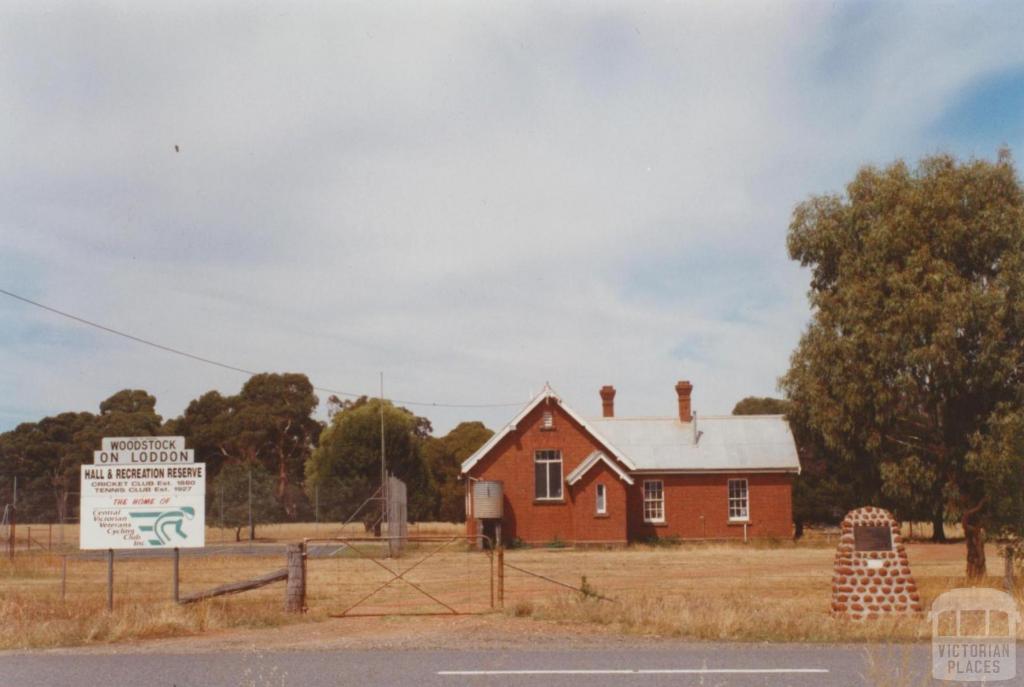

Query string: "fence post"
[106, 549, 114, 612]
[8, 477, 15, 559]
[497, 544, 504, 609]
[285, 542, 306, 613]
[219, 484, 225, 542]
[248, 469, 254, 543]
[26, 526, 31, 551]
[7, 503, 14, 559]
[1005, 549, 1015, 593]
[173, 547, 180, 603]
[61, 554, 67, 602]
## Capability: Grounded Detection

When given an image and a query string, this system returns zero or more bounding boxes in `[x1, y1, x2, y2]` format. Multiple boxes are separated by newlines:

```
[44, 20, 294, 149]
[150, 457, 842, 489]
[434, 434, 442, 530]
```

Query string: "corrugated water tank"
[472, 480, 503, 519]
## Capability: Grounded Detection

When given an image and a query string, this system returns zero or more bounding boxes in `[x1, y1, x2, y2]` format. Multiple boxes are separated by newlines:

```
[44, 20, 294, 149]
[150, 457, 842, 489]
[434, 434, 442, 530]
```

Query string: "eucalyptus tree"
[169, 373, 321, 519]
[305, 397, 432, 528]
[781, 151, 1024, 577]
[421, 421, 493, 522]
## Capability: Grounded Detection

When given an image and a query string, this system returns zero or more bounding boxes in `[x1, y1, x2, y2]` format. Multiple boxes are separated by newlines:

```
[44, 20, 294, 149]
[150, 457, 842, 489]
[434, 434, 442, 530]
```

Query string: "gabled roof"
[461, 384, 801, 476]
[460, 384, 636, 475]
[565, 450, 634, 485]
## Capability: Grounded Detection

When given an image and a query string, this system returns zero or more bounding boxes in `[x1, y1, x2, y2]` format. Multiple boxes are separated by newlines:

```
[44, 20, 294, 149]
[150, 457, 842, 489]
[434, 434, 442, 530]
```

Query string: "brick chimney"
[675, 380, 693, 423]
[599, 385, 616, 418]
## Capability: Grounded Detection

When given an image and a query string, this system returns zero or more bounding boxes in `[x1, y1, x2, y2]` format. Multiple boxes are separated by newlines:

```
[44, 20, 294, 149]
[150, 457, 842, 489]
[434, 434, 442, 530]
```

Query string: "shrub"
[545, 536, 568, 549]
[640, 534, 682, 547]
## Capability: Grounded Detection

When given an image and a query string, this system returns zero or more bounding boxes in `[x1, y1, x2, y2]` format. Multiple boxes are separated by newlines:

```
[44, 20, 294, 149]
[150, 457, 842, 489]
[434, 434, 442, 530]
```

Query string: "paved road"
[0, 644, 956, 687]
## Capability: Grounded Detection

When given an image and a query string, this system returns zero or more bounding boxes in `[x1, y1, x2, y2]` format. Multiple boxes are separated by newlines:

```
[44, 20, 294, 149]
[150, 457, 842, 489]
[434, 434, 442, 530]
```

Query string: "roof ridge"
[586, 414, 788, 421]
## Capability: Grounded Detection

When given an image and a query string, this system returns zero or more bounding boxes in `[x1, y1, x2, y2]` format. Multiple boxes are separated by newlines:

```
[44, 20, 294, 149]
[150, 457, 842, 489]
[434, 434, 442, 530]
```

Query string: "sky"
[2, 1, 1024, 436]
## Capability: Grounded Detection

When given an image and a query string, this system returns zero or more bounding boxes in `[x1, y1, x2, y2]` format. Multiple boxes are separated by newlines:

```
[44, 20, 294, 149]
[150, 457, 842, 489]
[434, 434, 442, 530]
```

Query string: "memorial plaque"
[853, 524, 893, 552]
[831, 506, 922, 619]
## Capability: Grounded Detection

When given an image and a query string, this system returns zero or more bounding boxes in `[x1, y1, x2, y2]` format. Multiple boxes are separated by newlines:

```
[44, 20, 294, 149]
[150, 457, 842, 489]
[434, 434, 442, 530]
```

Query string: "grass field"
[501, 540, 1023, 643]
[1, 524, 1020, 650]
[1, 519, 959, 553]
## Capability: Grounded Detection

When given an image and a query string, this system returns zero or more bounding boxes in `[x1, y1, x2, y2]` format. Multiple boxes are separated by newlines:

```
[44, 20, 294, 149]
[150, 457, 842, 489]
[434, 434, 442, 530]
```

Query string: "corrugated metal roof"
[586, 415, 800, 473]
[461, 384, 801, 476]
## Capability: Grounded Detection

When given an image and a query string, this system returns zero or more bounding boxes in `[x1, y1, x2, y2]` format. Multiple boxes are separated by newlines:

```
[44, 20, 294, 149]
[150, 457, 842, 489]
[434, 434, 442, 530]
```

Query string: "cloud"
[2, 1, 1024, 434]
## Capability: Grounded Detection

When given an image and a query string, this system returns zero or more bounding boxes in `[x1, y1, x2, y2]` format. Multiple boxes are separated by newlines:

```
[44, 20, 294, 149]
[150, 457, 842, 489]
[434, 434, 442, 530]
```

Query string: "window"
[643, 480, 664, 523]
[541, 411, 554, 430]
[534, 450, 563, 500]
[728, 478, 749, 521]
[595, 484, 607, 515]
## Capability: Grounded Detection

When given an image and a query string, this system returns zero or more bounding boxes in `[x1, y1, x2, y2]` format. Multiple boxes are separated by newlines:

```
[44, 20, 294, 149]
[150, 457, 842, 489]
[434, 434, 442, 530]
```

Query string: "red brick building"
[462, 382, 800, 545]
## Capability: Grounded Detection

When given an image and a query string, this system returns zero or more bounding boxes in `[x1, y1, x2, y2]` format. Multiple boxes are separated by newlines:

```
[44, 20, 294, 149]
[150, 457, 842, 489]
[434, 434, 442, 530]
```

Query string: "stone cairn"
[831, 506, 922, 619]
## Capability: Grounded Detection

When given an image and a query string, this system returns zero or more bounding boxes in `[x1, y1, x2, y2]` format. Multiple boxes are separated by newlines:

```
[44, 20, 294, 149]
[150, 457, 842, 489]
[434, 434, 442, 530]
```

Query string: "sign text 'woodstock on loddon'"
[93, 435, 195, 465]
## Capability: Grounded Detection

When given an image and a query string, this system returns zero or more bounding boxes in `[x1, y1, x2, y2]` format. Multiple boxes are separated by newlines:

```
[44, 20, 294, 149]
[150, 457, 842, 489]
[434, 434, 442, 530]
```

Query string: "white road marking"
[438, 668, 830, 675]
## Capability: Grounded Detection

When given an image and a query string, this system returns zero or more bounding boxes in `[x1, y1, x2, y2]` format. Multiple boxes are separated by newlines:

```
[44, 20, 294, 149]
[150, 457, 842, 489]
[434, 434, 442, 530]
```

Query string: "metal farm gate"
[304, 534, 495, 617]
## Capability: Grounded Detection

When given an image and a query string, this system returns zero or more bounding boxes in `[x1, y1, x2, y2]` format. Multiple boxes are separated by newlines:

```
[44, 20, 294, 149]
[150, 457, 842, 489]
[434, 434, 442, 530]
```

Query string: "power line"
[0, 287, 526, 409]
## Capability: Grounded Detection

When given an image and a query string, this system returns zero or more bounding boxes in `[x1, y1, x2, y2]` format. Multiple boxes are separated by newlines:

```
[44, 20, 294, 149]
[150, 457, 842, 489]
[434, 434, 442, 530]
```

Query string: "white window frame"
[728, 478, 749, 522]
[643, 480, 664, 523]
[595, 483, 607, 515]
[541, 410, 555, 430]
[534, 450, 563, 500]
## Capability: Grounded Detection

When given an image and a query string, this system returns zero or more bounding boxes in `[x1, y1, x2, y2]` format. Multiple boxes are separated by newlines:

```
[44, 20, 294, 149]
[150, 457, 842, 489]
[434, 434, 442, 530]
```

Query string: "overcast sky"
[2, 1, 1024, 435]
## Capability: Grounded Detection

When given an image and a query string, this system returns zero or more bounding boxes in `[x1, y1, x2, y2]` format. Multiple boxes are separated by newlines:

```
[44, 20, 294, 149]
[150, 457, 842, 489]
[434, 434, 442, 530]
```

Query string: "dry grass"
[0, 530, 488, 650]
[861, 645, 935, 687]
[500, 541, 1024, 643]
[2, 519, 960, 552]
[0, 552, 311, 650]
[2, 524, 1022, 649]
[254, 520, 463, 542]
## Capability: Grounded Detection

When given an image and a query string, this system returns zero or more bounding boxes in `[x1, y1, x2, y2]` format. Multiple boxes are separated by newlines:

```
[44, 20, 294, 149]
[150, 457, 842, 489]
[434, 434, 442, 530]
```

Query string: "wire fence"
[0, 528, 492, 616]
[2, 479, 443, 529]
[305, 535, 494, 617]
[0, 481, 456, 553]
[497, 544, 835, 604]
[6, 526, 1020, 650]
[0, 548, 294, 628]
[2, 534, 837, 618]
[0, 486, 264, 530]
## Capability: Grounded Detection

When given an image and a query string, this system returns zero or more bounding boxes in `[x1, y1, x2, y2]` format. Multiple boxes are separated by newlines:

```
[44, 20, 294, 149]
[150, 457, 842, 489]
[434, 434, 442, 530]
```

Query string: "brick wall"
[466, 401, 629, 544]
[569, 459, 629, 544]
[627, 472, 793, 541]
[466, 402, 795, 544]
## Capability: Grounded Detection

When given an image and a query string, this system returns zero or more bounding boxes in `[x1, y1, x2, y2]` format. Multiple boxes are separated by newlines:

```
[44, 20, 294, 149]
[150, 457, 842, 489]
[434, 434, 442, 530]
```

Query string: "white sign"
[80, 437, 205, 550]
[102, 436, 186, 451]
[94, 435, 193, 465]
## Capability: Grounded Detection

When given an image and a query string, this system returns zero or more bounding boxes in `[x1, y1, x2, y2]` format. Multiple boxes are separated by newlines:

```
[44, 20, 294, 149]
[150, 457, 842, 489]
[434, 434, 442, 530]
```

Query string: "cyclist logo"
[129, 507, 196, 546]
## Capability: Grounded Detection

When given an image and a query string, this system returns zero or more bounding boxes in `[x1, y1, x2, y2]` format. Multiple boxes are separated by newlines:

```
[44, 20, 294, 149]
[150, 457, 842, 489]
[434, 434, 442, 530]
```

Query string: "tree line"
[0, 374, 493, 537]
